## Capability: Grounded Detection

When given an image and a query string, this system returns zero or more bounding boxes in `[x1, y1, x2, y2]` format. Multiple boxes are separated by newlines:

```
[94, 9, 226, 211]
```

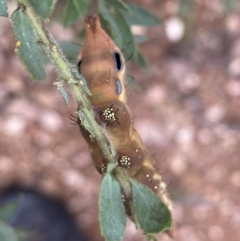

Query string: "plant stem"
[16, 0, 116, 164]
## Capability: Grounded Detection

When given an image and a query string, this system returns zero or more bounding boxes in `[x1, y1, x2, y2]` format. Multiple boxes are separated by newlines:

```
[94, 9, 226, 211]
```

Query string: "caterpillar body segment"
[78, 16, 126, 105]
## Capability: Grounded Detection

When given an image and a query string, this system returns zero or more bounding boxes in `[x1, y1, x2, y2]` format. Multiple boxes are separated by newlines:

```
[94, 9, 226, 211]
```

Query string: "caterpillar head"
[78, 16, 126, 105]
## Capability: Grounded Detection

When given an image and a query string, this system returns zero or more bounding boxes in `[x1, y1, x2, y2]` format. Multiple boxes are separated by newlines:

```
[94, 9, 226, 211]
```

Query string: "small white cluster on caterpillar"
[119, 155, 131, 168]
[102, 106, 117, 124]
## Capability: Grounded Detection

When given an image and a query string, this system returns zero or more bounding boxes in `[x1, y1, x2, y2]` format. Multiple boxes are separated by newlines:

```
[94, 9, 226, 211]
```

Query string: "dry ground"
[0, 1, 240, 241]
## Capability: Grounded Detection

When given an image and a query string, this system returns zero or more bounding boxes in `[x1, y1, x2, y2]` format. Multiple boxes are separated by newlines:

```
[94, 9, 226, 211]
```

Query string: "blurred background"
[0, 0, 240, 241]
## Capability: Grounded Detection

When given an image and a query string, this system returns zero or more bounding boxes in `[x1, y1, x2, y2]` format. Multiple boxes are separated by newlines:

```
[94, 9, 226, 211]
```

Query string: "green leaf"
[72, 68, 91, 95]
[134, 50, 148, 68]
[41, 40, 81, 65]
[63, 0, 90, 27]
[55, 81, 69, 105]
[28, 0, 57, 18]
[179, 0, 195, 16]
[132, 180, 173, 234]
[134, 34, 148, 44]
[126, 71, 140, 90]
[127, 4, 161, 26]
[224, 0, 239, 13]
[0, 199, 20, 222]
[0, 221, 18, 241]
[59, 40, 81, 61]
[0, 0, 8, 17]
[114, 9, 136, 59]
[77, 109, 94, 136]
[15, 228, 32, 241]
[104, 0, 130, 12]
[99, 173, 126, 241]
[99, 0, 122, 47]
[146, 234, 158, 241]
[11, 10, 46, 81]
[99, 14, 110, 33]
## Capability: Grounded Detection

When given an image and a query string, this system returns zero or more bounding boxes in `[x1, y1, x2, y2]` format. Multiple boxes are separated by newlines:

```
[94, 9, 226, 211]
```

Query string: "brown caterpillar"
[77, 16, 172, 211]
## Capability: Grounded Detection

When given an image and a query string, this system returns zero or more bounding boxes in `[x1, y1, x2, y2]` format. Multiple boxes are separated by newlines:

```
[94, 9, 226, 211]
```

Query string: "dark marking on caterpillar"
[77, 60, 82, 73]
[113, 51, 123, 71]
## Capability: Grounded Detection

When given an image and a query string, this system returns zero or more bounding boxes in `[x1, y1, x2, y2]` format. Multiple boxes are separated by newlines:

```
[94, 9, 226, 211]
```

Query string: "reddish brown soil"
[0, 1, 240, 241]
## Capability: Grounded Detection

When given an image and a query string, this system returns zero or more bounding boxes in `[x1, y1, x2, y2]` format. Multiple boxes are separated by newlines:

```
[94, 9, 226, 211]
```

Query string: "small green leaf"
[0, 199, 20, 222]
[134, 34, 148, 44]
[41, 40, 81, 65]
[104, 0, 130, 12]
[77, 109, 94, 136]
[72, 68, 91, 95]
[132, 180, 173, 234]
[126, 71, 140, 90]
[0, 0, 8, 17]
[11, 10, 46, 81]
[59, 40, 81, 61]
[134, 35, 148, 44]
[0, 221, 18, 241]
[134, 50, 148, 68]
[99, 14, 110, 33]
[55, 81, 69, 105]
[28, 0, 57, 18]
[146, 234, 158, 241]
[224, 0, 239, 13]
[99, 0, 122, 47]
[99, 173, 126, 241]
[63, 0, 90, 27]
[114, 9, 136, 59]
[15, 228, 32, 241]
[127, 4, 161, 26]
[179, 0, 195, 16]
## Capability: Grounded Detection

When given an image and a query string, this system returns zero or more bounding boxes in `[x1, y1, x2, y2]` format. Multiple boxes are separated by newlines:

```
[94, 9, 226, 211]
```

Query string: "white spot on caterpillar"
[146, 174, 150, 178]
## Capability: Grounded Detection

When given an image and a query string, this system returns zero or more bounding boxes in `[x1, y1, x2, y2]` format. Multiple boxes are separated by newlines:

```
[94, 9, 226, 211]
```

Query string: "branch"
[16, 0, 116, 164]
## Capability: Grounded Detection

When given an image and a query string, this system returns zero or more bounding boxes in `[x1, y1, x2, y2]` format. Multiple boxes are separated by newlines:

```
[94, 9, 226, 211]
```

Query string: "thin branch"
[16, 0, 116, 164]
